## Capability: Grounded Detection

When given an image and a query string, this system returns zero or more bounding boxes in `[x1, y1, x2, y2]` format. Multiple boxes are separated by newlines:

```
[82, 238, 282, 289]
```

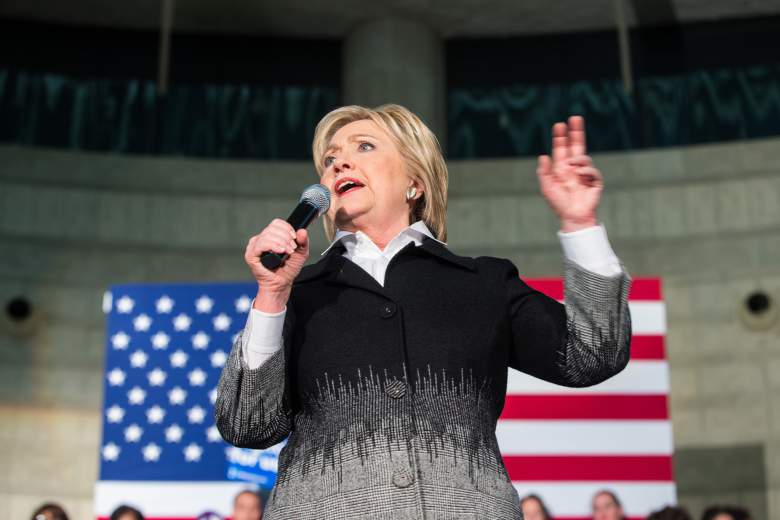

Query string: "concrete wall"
[1, 138, 779, 518]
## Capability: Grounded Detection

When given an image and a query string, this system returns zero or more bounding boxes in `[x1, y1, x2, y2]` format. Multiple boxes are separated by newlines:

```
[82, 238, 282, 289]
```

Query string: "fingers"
[574, 166, 603, 188]
[537, 154, 553, 182]
[267, 219, 298, 254]
[246, 220, 299, 260]
[537, 154, 552, 173]
[551, 122, 569, 163]
[568, 115, 587, 157]
[566, 154, 592, 167]
[270, 218, 297, 240]
[551, 116, 587, 164]
[294, 229, 309, 253]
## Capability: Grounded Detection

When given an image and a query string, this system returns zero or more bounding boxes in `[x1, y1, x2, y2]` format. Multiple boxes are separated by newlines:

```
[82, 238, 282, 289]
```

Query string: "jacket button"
[379, 302, 396, 318]
[384, 379, 406, 399]
[391, 465, 415, 488]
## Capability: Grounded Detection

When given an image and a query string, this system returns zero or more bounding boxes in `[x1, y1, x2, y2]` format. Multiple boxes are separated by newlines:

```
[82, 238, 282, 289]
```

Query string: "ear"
[408, 180, 423, 200]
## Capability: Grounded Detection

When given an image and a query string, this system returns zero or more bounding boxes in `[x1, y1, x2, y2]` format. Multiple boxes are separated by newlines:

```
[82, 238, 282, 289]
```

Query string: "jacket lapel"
[292, 234, 476, 296]
[416, 236, 477, 272]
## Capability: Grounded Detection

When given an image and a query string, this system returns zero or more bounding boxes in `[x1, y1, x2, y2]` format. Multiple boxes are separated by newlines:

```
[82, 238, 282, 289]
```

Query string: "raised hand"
[537, 116, 603, 232]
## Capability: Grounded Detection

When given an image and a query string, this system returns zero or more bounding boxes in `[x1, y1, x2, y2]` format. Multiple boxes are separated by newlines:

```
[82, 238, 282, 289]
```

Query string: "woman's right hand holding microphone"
[244, 219, 310, 313]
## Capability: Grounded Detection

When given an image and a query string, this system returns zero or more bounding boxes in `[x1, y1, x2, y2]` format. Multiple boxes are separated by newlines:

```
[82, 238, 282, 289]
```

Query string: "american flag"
[95, 282, 272, 520]
[508, 277, 675, 519]
[94, 277, 674, 519]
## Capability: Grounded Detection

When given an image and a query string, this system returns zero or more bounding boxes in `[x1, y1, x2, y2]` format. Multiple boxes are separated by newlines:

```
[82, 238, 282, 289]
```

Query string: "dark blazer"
[215, 236, 633, 520]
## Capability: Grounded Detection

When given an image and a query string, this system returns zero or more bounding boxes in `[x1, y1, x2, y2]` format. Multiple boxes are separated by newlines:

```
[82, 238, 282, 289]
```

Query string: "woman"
[215, 104, 632, 519]
[701, 506, 752, 520]
[109, 505, 145, 520]
[520, 494, 554, 520]
[592, 490, 626, 520]
[31, 503, 69, 520]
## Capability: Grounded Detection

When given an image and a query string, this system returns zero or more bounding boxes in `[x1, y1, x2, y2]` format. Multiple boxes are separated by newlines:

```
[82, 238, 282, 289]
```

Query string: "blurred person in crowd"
[701, 505, 752, 520]
[520, 493, 553, 520]
[647, 505, 693, 520]
[592, 489, 626, 520]
[196, 513, 224, 520]
[233, 489, 263, 520]
[110, 504, 145, 520]
[31, 503, 69, 520]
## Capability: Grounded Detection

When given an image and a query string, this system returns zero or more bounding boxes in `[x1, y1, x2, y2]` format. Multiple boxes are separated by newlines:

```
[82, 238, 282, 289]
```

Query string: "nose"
[333, 155, 352, 173]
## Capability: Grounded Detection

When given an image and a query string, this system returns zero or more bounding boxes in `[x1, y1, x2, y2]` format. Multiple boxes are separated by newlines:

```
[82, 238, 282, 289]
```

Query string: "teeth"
[339, 181, 359, 193]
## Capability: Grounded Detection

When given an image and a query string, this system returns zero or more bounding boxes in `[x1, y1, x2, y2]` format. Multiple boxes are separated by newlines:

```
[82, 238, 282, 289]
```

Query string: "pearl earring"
[406, 186, 417, 200]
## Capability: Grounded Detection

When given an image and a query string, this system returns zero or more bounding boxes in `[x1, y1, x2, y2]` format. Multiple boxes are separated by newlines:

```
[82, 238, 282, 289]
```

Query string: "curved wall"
[1, 139, 779, 517]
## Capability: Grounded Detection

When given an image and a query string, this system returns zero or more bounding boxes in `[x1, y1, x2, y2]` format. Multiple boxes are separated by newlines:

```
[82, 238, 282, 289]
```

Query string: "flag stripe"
[630, 335, 666, 360]
[496, 420, 673, 455]
[504, 455, 674, 481]
[501, 394, 669, 420]
[523, 278, 661, 301]
[507, 361, 670, 394]
[627, 303, 667, 334]
[94, 481, 248, 517]
[512, 482, 677, 516]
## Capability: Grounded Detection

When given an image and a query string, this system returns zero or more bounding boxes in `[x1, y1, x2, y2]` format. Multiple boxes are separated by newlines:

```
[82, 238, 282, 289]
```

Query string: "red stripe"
[504, 455, 673, 481]
[630, 335, 666, 360]
[524, 278, 662, 301]
[501, 394, 669, 420]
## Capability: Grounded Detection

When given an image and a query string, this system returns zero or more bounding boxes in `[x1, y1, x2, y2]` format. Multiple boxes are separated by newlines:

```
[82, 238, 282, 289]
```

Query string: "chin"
[334, 204, 372, 227]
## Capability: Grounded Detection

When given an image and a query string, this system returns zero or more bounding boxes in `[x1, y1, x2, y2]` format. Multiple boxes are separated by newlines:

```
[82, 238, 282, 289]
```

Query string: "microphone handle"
[260, 201, 320, 270]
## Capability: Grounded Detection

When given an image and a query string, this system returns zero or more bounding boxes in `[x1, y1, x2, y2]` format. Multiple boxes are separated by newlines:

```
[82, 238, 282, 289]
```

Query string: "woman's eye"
[324, 156, 334, 167]
[358, 142, 374, 152]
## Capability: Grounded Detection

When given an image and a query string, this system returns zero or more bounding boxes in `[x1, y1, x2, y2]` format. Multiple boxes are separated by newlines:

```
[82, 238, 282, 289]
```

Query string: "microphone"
[260, 183, 331, 270]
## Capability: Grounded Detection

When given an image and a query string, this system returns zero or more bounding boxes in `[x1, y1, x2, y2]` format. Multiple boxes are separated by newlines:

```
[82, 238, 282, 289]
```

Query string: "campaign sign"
[225, 440, 286, 489]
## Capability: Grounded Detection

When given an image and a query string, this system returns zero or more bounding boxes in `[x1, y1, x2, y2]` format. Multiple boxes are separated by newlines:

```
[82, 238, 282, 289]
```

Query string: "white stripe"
[496, 420, 673, 455]
[627, 302, 666, 334]
[507, 361, 669, 394]
[94, 481, 251, 516]
[555, 302, 665, 335]
[513, 481, 677, 516]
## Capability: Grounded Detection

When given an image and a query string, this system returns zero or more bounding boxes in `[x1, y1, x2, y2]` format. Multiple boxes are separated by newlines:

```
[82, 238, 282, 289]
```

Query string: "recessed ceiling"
[1, 0, 779, 37]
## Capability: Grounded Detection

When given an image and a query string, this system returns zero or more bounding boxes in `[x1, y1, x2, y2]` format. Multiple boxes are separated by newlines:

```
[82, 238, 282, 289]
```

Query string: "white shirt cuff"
[557, 222, 623, 277]
[241, 298, 286, 370]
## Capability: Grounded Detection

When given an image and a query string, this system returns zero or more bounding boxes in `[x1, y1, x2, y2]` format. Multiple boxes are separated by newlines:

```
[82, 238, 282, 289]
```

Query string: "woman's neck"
[339, 217, 413, 251]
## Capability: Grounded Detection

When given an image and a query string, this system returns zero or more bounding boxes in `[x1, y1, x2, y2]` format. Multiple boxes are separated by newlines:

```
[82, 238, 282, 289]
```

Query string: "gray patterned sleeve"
[506, 256, 633, 387]
[214, 311, 294, 449]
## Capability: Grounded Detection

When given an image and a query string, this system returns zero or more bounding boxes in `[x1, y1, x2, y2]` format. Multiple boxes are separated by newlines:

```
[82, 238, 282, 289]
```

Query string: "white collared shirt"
[322, 219, 446, 287]
[241, 221, 622, 369]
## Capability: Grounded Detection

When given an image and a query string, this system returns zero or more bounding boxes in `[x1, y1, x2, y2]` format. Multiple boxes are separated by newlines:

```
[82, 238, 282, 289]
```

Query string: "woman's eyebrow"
[347, 133, 378, 141]
[324, 134, 378, 155]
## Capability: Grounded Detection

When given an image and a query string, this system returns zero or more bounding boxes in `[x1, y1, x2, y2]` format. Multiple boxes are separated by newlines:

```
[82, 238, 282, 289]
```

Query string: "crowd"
[29, 488, 753, 520]
[519, 490, 753, 520]
[30, 488, 265, 520]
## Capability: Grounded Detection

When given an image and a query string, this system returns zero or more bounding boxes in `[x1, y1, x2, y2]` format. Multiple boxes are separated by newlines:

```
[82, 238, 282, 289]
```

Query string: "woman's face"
[592, 492, 623, 520]
[521, 498, 546, 520]
[320, 119, 417, 233]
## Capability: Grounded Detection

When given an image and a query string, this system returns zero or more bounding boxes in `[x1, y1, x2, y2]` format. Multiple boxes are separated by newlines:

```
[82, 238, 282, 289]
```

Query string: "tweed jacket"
[215, 236, 633, 520]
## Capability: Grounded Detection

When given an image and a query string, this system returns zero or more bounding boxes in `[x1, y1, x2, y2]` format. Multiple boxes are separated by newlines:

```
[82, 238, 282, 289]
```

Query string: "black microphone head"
[300, 184, 331, 217]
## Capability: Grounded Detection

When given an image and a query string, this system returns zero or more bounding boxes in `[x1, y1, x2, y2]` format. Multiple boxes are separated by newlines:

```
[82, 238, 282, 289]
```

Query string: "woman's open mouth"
[334, 178, 365, 197]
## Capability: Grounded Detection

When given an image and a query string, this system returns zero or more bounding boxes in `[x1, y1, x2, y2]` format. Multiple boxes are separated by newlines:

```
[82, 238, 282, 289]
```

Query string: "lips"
[334, 177, 365, 197]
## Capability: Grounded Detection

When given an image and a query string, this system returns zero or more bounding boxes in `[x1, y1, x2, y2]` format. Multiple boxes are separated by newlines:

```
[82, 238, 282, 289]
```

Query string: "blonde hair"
[311, 104, 448, 243]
